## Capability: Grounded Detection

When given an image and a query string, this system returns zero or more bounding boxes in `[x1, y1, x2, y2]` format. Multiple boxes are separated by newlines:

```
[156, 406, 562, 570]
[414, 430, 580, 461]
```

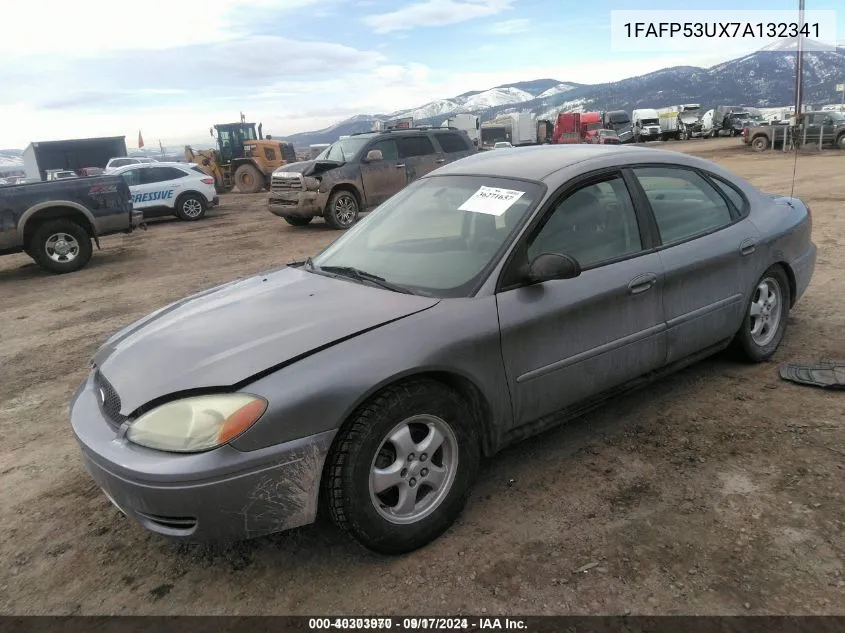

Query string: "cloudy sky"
[1, 0, 842, 148]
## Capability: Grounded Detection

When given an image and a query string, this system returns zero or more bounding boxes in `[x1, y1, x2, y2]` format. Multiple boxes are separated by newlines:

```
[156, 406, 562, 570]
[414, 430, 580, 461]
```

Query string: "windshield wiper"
[317, 265, 415, 294]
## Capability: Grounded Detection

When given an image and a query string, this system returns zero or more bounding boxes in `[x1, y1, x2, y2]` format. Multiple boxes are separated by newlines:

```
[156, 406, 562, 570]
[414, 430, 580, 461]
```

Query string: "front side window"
[633, 166, 733, 244]
[368, 139, 399, 161]
[527, 175, 643, 269]
[311, 175, 544, 297]
[120, 168, 141, 187]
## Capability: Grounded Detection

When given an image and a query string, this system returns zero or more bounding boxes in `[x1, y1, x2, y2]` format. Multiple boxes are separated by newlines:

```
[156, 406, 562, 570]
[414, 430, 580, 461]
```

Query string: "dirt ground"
[1, 138, 843, 615]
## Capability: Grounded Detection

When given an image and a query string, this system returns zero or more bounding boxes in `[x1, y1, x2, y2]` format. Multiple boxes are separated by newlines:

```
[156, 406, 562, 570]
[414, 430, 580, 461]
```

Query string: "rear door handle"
[395, 164, 406, 168]
[435, 159, 445, 164]
[740, 238, 757, 256]
[628, 273, 657, 295]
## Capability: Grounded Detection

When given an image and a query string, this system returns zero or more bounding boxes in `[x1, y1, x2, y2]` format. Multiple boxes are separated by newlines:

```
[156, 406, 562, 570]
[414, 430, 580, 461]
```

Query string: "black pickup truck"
[0, 176, 143, 273]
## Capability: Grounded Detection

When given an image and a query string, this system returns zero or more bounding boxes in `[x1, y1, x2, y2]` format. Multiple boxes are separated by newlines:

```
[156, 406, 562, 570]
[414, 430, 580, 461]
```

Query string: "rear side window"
[633, 166, 733, 244]
[434, 132, 469, 153]
[110, 158, 133, 168]
[190, 166, 206, 175]
[141, 167, 186, 184]
[709, 176, 747, 213]
[396, 135, 435, 158]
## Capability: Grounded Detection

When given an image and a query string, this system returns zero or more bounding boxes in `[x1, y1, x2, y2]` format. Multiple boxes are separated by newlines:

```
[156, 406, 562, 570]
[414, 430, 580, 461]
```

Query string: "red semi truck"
[552, 112, 603, 144]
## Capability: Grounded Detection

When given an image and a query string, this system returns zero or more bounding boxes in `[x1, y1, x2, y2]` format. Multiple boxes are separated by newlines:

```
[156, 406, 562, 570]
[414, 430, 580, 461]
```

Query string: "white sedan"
[111, 162, 218, 221]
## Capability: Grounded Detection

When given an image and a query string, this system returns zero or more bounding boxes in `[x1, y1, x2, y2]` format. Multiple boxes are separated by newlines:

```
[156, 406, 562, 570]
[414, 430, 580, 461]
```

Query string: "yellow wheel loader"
[185, 119, 297, 194]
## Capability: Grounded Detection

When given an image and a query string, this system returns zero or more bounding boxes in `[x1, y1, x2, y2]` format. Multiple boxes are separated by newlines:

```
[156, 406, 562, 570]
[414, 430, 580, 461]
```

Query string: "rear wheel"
[234, 164, 265, 194]
[752, 136, 769, 151]
[324, 190, 360, 230]
[323, 380, 480, 554]
[30, 219, 92, 274]
[175, 193, 207, 221]
[837, 134, 845, 150]
[284, 216, 313, 226]
[732, 266, 791, 362]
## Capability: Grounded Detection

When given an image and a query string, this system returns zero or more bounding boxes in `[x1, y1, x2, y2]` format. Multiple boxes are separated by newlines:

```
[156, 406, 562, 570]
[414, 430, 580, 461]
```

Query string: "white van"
[631, 109, 662, 142]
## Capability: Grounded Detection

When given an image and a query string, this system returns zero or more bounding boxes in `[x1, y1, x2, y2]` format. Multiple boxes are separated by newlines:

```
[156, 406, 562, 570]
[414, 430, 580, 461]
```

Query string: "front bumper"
[268, 190, 326, 219]
[69, 372, 335, 542]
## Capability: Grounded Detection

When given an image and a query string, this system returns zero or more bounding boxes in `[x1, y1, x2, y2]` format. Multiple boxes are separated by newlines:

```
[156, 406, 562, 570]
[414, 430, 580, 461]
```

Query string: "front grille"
[270, 175, 303, 193]
[94, 370, 126, 426]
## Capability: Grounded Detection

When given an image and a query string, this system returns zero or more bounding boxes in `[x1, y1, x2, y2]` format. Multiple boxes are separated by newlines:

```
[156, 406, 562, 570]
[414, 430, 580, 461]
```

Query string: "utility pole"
[794, 0, 805, 117]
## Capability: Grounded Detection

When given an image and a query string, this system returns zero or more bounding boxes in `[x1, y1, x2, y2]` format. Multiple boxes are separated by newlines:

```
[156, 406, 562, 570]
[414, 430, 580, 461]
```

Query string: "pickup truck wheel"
[175, 193, 207, 221]
[323, 379, 480, 554]
[837, 134, 845, 150]
[752, 136, 769, 151]
[324, 191, 359, 230]
[234, 164, 265, 194]
[30, 219, 92, 274]
[283, 216, 313, 226]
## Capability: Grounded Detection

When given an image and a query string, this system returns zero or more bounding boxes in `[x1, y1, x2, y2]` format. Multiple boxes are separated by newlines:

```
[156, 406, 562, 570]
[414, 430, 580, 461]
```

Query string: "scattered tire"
[732, 265, 791, 362]
[175, 193, 207, 221]
[323, 379, 481, 554]
[283, 216, 313, 226]
[29, 219, 92, 274]
[234, 164, 265, 194]
[751, 136, 770, 152]
[324, 190, 360, 230]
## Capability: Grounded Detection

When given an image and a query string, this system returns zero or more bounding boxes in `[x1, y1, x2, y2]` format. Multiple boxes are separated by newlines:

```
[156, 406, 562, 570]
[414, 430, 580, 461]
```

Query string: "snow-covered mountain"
[286, 46, 845, 146]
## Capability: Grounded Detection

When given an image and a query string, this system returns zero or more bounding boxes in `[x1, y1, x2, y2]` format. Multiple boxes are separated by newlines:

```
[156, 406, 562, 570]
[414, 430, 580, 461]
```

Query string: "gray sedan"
[70, 145, 816, 554]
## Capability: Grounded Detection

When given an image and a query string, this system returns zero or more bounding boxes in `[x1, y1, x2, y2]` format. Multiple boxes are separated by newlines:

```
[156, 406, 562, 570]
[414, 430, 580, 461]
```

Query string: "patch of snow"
[537, 83, 578, 99]
[393, 99, 460, 121]
[459, 87, 534, 110]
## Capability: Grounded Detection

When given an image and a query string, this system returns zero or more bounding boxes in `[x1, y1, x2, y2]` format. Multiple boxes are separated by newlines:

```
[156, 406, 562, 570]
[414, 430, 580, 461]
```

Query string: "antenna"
[790, 0, 805, 199]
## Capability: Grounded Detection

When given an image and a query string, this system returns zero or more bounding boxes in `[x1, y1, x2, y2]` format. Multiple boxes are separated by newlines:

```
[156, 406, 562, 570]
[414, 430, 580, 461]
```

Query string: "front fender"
[230, 296, 513, 455]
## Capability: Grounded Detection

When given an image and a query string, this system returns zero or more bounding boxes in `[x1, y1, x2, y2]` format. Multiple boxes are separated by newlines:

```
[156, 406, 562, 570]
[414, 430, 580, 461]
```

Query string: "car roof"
[429, 144, 725, 183]
[112, 161, 191, 172]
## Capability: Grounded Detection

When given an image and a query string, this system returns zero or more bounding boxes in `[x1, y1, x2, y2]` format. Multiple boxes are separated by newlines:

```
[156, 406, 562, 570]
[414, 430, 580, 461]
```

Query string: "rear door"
[395, 135, 439, 183]
[629, 165, 761, 364]
[139, 166, 189, 209]
[431, 131, 475, 167]
[802, 113, 823, 145]
[359, 138, 406, 208]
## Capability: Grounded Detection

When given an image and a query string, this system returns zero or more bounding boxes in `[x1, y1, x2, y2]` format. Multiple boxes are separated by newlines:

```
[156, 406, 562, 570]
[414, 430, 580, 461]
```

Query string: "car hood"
[92, 266, 439, 415]
[275, 160, 342, 177]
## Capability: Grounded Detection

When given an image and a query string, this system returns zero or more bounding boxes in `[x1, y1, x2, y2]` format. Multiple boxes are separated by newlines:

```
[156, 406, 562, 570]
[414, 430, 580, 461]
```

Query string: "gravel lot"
[1, 138, 843, 615]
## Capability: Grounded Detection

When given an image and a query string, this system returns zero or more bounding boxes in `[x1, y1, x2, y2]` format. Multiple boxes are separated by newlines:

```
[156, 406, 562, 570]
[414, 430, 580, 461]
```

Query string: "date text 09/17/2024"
[307, 617, 529, 630]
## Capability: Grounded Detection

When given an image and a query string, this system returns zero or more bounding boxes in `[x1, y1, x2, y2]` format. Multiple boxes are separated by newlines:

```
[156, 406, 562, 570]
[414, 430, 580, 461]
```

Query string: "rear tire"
[752, 136, 769, 151]
[732, 266, 791, 362]
[284, 216, 313, 227]
[324, 190, 360, 230]
[30, 219, 92, 274]
[234, 164, 265, 194]
[175, 193, 207, 221]
[323, 379, 480, 555]
[837, 134, 845, 150]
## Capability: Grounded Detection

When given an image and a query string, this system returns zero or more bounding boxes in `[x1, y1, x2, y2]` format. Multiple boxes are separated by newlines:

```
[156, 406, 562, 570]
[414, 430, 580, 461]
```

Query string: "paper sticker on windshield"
[458, 186, 525, 216]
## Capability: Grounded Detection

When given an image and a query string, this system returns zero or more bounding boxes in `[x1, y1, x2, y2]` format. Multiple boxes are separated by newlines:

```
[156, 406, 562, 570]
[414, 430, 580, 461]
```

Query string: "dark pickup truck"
[0, 176, 143, 273]
[744, 111, 845, 151]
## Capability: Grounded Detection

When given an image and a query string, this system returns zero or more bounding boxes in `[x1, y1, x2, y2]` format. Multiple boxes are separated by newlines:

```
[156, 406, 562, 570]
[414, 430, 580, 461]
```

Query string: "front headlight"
[126, 394, 267, 453]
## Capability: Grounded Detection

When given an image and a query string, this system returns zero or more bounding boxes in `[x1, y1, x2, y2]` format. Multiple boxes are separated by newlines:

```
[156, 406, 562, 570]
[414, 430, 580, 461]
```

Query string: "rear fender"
[17, 201, 98, 240]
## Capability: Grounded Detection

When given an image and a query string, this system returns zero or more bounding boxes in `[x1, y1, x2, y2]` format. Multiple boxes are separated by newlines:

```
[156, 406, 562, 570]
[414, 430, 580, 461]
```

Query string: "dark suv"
[268, 127, 477, 229]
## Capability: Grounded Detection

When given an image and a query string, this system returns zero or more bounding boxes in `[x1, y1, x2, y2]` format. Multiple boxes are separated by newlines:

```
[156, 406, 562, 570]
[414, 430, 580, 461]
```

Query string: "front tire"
[324, 190, 360, 230]
[752, 136, 769, 151]
[323, 380, 480, 554]
[837, 134, 845, 150]
[284, 216, 313, 226]
[234, 164, 265, 194]
[30, 219, 93, 274]
[175, 193, 207, 221]
[732, 266, 791, 362]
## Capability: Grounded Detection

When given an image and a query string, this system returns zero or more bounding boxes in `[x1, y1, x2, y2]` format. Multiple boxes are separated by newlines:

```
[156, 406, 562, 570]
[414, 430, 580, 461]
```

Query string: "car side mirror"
[527, 253, 581, 283]
[364, 149, 383, 162]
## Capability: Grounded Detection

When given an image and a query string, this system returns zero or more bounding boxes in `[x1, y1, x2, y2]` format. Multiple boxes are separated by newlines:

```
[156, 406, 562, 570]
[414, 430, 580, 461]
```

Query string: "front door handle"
[740, 238, 757, 256]
[395, 164, 406, 168]
[435, 158, 445, 164]
[628, 273, 657, 295]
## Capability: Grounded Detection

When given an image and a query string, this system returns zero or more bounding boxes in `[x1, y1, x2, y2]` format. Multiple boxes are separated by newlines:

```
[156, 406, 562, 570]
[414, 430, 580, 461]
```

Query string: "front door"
[360, 139, 406, 208]
[629, 165, 760, 364]
[497, 172, 667, 426]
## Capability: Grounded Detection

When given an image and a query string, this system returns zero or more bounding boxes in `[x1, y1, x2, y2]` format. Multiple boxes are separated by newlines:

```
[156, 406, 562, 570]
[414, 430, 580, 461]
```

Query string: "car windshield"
[310, 175, 545, 297]
[642, 118, 659, 126]
[316, 137, 370, 162]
